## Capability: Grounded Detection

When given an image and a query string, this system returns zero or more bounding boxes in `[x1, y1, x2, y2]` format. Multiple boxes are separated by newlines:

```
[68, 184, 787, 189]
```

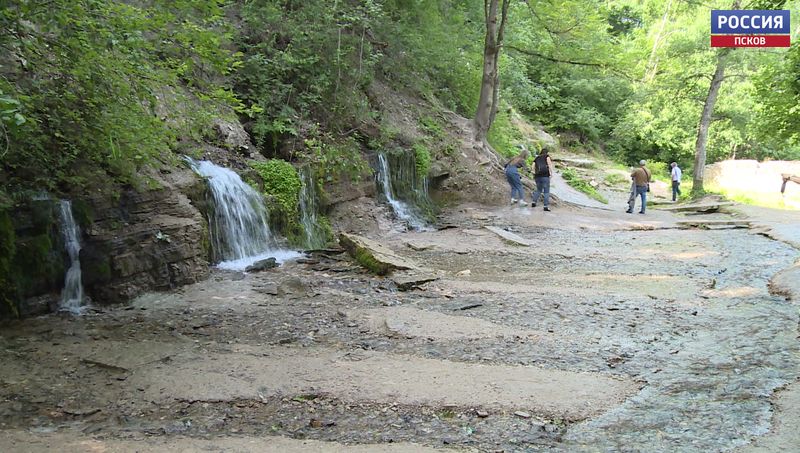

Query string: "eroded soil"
[1, 202, 799, 452]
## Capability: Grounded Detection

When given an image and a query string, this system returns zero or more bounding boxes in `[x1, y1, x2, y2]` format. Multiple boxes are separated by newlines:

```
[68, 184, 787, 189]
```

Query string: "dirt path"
[1, 200, 798, 452]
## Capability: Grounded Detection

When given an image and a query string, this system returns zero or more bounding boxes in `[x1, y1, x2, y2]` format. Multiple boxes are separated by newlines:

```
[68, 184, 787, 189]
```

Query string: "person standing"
[504, 145, 529, 206]
[531, 148, 554, 212]
[670, 162, 682, 201]
[627, 160, 651, 214]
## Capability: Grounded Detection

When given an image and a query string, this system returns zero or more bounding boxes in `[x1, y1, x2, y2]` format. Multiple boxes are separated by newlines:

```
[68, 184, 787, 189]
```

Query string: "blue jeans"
[505, 168, 524, 200]
[532, 176, 550, 207]
[635, 185, 647, 213]
[672, 180, 681, 201]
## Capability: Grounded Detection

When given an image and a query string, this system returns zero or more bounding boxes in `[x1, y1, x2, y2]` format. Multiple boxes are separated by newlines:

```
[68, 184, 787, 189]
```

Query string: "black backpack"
[534, 154, 550, 177]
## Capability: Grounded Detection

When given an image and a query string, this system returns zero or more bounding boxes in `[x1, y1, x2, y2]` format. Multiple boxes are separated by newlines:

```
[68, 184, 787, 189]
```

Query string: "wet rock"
[476, 410, 490, 418]
[278, 277, 308, 297]
[392, 273, 439, 291]
[484, 226, 532, 247]
[339, 232, 419, 275]
[254, 282, 279, 295]
[514, 411, 532, 419]
[245, 258, 278, 273]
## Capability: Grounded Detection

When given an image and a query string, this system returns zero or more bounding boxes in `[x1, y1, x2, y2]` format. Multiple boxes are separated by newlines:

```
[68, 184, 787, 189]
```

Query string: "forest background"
[1, 0, 800, 202]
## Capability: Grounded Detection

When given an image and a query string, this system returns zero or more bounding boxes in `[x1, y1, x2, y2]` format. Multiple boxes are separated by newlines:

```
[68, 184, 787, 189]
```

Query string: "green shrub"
[249, 159, 302, 240]
[604, 173, 628, 186]
[561, 168, 608, 204]
[413, 142, 432, 179]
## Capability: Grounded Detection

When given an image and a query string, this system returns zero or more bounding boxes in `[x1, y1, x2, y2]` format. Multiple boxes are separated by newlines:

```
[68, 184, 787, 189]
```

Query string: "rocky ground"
[1, 195, 799, 452]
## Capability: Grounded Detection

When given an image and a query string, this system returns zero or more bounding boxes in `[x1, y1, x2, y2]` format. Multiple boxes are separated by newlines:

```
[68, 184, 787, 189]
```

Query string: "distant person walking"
[670, 162, 682, 201]
[504, 145, 529, 206]
[531, 148, 554, 212]
[627, 160, 651, 214]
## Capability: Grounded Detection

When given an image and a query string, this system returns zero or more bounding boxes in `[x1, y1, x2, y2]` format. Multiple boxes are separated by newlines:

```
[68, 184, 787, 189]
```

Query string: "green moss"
[561, 168, 608, 204]
[413, 142, 432, 180]
[249, 159, 302, 239]
[354, 247, 390, 275]
[71, 199, 94, 229]
[0, 210, 18, 317]
[12, 233, 63, 296]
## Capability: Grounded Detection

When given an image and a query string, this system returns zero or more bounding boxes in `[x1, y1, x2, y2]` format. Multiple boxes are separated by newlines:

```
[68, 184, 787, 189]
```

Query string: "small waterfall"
[298, 167, 328, 249]
[187, 158, 301, 270]
[376, 152, 431, 231]
[59, 200, 85, 314]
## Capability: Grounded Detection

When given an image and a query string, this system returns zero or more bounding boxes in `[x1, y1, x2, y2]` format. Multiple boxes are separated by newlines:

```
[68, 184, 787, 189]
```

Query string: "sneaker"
[639, 211, 645, 214]
[531, 203, 537, 208]
[511, 198, 517, 205]
[625, 209, 632, 214]
[518, 199, 527, 206]
[543, 207, 550, 212]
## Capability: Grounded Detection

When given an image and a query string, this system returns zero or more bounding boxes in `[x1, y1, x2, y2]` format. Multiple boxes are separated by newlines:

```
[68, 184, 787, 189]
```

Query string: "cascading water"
[186, 158, 301, 271]
[376, 152, 432, 231]
[58, 200, 85, 314]
[298, 167, 328, 250]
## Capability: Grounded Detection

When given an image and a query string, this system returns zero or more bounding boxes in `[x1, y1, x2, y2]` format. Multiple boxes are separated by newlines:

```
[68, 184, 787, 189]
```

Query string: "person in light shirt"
[671, 162, 682, 202]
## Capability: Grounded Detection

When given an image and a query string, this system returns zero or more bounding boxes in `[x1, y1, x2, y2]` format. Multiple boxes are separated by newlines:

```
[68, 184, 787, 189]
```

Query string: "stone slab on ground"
[677, 220, 751, 229]
[484, 226, 532, 246]
[0, 431, 450, 453]
[391, 273, 439, 291]
[127, 346, 638, 421]
[770, 261, 800, 301]
[81, 341, 184, 372]
[339, 232, 419, 275]
[351, 307, 537, 340]
[658, 202, 736, 212]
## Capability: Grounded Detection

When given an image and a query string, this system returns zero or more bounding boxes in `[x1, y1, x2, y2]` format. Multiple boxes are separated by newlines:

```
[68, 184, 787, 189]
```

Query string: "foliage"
[413, 143, 432, 179]
[488, 105, 524, 158]
[0, 210, 18, 317]
[0, 0, 240, 194]
[561, 168, 608, 204]
[249, 159, 302, 226]
[304, 135, 369, 183]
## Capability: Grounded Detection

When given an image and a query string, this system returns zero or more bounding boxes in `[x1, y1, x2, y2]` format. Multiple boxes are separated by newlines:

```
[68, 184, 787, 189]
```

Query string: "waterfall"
[298, 167, 328, 250]
[58, 200, 85, 314]
[187, 158, 301, 271]
[376, 152, 431, 231]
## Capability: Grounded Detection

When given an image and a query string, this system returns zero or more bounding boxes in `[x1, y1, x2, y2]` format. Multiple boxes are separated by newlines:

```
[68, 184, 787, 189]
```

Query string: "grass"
[561, 168, 608, 204]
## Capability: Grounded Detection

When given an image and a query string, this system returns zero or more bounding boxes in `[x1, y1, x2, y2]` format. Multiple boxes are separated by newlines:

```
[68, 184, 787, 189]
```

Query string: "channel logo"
[711, 10, 791, 47]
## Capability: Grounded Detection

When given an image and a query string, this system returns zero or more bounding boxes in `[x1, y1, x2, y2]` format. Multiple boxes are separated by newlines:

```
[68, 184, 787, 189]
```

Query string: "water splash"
[186, 158, 301, 270]
[376, 152, 432, 231]
[298, 167, 328, 250]
[58, 200, 85, 314]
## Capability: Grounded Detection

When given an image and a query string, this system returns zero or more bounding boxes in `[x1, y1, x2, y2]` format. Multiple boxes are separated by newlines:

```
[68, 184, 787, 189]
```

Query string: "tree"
[692, 48, 731, 194]
[474, 0, 511, 142]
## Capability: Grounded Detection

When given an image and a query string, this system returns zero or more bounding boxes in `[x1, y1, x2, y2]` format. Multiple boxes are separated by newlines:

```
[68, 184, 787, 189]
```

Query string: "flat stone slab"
[81, 341, 182, 372]
[0, 431, 448, 453]
[351, 307, 537, 340]
[391, 273, 439, 291]
[659, 202, 735, 212]
[128, 346, 638, 421]
[677, 220, 751, 228]
[339, 233, 419, 275]
[484, 226, 532, 246]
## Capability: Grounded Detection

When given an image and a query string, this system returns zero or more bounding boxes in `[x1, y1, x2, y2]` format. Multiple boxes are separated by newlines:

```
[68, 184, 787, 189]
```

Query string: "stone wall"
[705, 160, 800, 197]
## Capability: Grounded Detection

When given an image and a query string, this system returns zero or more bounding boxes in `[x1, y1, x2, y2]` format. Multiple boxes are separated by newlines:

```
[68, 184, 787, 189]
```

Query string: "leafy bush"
[413, 143, 432, 179]
[249, 159, 302, 238]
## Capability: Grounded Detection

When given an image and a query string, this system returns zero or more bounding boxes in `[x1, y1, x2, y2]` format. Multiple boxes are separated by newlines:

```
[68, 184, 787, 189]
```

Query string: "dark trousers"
[672, 180, 681, 201]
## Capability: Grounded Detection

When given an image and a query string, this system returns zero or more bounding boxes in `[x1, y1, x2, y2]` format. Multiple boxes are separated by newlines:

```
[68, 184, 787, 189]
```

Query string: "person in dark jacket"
[505, 145, 529, 206]
[531, 148, 554, 211]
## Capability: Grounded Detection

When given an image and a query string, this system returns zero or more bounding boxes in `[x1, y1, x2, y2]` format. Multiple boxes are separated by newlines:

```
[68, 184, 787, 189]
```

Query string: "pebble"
[476, 410, 490, 418]
[514, 411, 531, 419]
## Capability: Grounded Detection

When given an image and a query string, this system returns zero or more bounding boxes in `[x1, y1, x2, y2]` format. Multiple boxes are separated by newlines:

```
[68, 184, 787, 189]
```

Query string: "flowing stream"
[187, 158, 301, 271]
[376, 152, 431, 231]
[58, 200, 85, 314]
[298, 167, 328, 250]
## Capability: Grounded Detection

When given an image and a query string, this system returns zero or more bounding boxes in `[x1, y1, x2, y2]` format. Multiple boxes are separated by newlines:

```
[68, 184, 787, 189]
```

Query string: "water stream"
[298, 167, 328, 250]
[187, 158, 301, 271]
[58, 200, 85, 314]
[376, 152, 431, 231]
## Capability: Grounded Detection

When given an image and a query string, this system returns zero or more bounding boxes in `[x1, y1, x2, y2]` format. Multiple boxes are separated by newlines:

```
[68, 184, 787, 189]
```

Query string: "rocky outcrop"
[339, 233, 419, 275]
[80, 167, 210, 304]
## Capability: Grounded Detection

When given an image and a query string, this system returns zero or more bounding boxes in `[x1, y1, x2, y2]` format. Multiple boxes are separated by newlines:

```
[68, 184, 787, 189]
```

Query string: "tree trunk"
[692, 50, 728, 195]
[474, 0, 510, 142]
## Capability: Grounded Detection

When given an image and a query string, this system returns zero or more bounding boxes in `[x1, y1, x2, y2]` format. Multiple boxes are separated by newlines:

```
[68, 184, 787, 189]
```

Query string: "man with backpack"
[627, 160, 651, 214]
[531, 148, 554, 211]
